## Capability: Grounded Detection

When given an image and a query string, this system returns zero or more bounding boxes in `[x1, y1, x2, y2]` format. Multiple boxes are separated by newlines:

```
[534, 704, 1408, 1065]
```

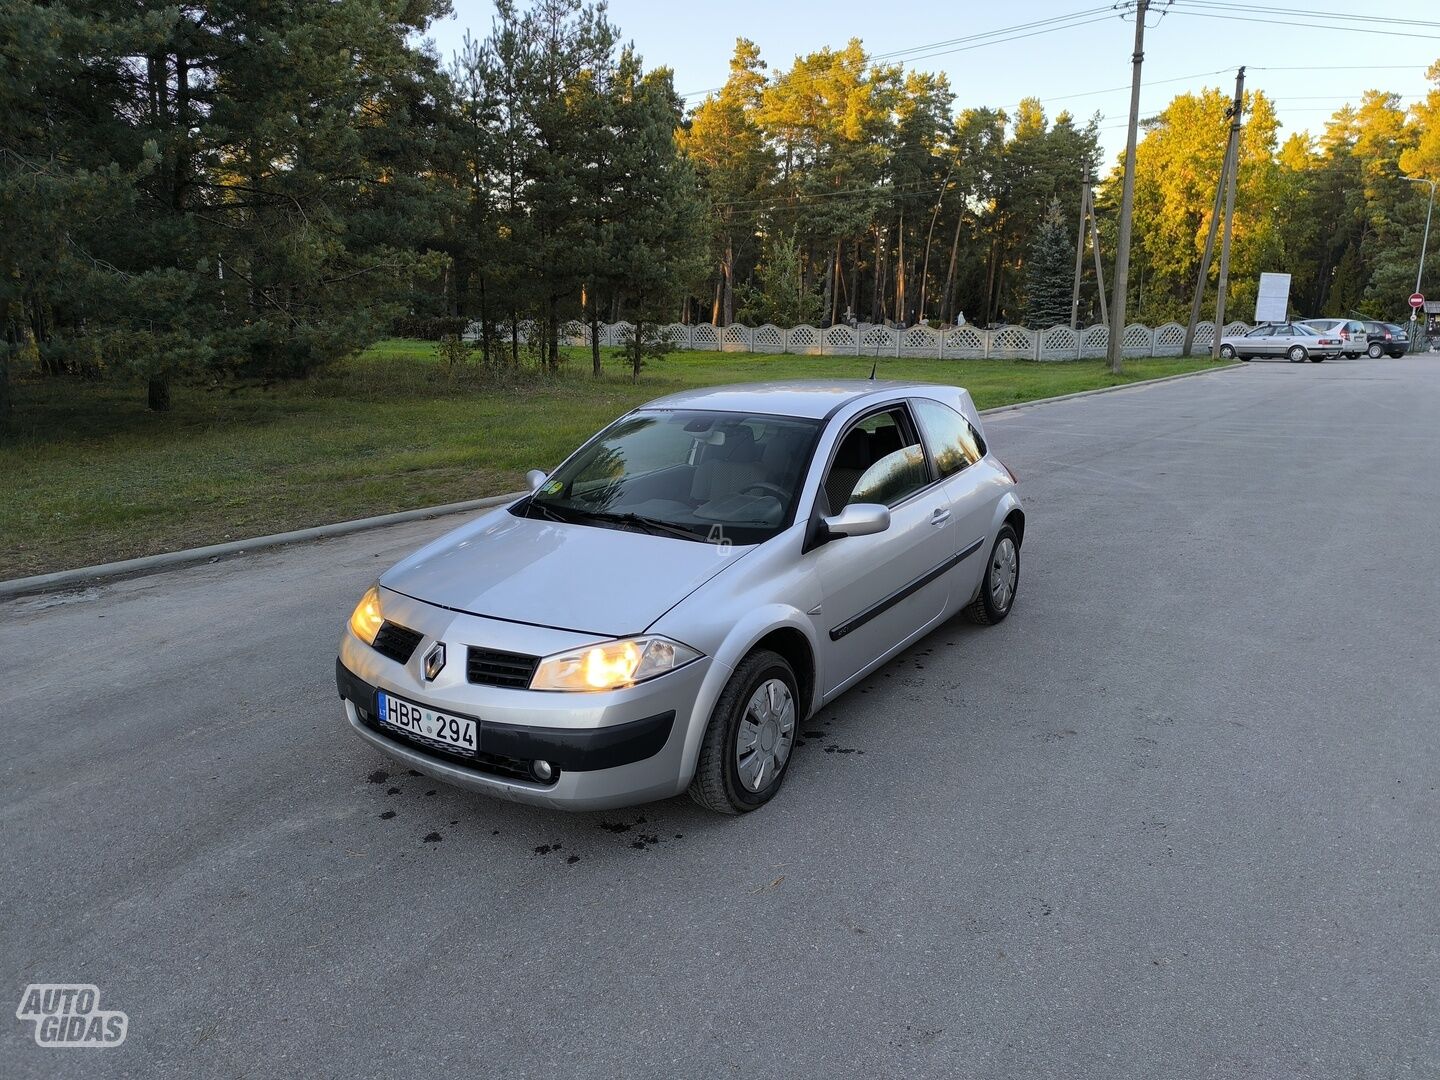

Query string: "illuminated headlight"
[349, 585, 385, 645]
[530, 636, 702, 692]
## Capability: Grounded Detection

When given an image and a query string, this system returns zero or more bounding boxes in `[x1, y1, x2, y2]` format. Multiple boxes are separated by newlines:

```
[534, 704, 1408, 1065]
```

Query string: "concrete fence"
[463, 320, 1251, 360]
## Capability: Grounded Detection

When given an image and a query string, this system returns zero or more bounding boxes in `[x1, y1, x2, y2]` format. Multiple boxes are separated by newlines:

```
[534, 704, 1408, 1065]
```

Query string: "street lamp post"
[1403, 175, 1438, 348]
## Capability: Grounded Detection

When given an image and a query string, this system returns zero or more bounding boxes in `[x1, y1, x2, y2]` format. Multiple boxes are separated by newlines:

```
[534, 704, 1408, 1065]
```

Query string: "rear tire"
[1288, 346, 1307, 363]
[967, 525, 1020, 626]
[688, 650, 798, 815]
[1311, 354, 1325, 363]
[1368, 342, 1384, 358]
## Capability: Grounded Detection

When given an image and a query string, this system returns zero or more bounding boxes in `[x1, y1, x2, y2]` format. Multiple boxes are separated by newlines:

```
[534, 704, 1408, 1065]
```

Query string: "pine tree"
[737, 233, 824, 326]
[1022, 198, 1074, 329]
[607, 51, 707, 381]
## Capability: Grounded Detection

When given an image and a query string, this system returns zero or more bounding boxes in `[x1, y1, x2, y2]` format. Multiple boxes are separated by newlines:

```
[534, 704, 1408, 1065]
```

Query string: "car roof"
[637, 379, 955, 420]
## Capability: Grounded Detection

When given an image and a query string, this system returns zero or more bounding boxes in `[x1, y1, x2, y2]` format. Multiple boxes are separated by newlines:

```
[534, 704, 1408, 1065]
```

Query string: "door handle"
[930, 507, 951, 526]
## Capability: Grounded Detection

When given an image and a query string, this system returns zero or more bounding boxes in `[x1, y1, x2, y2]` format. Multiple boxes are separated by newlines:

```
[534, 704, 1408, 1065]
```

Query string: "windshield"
[518, 409, 823, 545]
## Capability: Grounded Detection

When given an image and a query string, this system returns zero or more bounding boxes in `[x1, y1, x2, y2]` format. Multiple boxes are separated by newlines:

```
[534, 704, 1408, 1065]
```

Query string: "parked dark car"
[1361, 321, 1410, 358]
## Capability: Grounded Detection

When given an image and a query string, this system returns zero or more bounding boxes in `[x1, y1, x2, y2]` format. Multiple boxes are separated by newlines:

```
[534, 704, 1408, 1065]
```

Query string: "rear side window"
[913, 398, 986, 479]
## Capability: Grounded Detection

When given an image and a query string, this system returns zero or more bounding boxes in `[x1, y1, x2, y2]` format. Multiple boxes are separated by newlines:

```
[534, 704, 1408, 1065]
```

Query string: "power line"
[677, 5, 1120, 100]
[1175, 0, 1440, 29]
[1168, 3, 1440, 40]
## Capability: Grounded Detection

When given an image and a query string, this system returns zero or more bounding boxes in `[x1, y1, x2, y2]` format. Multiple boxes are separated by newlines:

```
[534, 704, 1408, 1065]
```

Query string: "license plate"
[376, 691, 477, 752]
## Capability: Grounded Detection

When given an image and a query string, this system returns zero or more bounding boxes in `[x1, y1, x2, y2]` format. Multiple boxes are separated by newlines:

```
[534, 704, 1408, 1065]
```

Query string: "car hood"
[380, 506, 747, 636]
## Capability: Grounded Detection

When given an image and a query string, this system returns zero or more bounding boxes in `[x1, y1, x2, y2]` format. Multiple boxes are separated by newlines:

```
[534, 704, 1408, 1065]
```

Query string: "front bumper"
[336, 656, 710, 812]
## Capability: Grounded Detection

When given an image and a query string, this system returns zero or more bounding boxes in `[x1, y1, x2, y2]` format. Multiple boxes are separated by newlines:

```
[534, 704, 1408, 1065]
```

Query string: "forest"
[4, 0, 1440, 414]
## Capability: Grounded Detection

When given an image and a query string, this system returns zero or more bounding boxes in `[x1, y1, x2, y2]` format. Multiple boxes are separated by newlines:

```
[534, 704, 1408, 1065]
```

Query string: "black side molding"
[829, 536, 986, 641]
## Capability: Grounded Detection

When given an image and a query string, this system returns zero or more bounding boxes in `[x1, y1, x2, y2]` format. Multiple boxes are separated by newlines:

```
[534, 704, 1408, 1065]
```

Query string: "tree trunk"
[983, 237, 999, 325]
[631, 318, 643, 382]
[147, 377, 171, 413]
[895, 211, 906, 327]
[721, 234, 735, 326]
[589, 297, 602, 377]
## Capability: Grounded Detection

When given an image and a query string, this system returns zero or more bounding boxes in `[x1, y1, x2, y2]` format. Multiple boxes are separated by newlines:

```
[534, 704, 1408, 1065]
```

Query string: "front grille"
[372, 621, 423, 665]
[467, 647, 540, 689]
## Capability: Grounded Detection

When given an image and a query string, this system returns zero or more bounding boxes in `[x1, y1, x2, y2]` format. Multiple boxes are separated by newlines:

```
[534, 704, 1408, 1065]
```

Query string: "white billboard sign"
[1255, 273, 1292, 323]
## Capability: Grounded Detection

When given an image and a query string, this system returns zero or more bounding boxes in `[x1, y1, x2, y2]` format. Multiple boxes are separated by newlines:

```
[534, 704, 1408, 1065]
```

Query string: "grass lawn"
[2, 341, 1230, 579]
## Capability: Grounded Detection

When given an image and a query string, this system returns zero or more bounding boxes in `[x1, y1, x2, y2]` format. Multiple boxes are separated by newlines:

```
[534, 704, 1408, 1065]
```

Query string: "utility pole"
[1106, 0, 1151, 373]
[1090, 202, 1108, 326]
[1403, 175, 1437, 346]
[1071, 163, 1090, 330]
[1183, 68, 1242, 356]
[1211, 66, 1245, 359]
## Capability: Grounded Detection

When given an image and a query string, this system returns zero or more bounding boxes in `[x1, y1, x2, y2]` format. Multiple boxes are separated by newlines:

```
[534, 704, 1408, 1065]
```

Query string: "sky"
[425, 0, 1440, 161]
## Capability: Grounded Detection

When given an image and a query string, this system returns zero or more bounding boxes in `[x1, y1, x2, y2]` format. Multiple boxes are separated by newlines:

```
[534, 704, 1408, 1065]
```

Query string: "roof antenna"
[868, 361, 877, 380]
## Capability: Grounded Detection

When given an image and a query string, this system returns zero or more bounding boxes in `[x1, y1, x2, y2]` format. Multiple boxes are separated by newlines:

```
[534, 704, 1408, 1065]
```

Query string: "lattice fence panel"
[942, 326, 986, 359]
[859, 325, 898, 356]
[689, 323, 719, 351]
[1192, 323, 1215, 347]
[1038, 325, 1080, 360]
[900, 325, 941, 358]
[787, 324, 821, 355]
[1224, 321, 1250, 338]
[1153, 322, 1186, 356]
[1079, 324, 1109, 357]
[1121, 324, 1155, 356]
[822, 324, 858, 355]
[751, 324, 785, 353]
[662, 323, 691, 349]
[990, 325, 1037, 359]
[721, 324, 751, 352]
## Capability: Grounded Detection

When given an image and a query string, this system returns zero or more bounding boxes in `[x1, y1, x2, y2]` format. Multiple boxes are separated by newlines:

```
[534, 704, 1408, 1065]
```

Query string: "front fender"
[662, 602, 822, 790]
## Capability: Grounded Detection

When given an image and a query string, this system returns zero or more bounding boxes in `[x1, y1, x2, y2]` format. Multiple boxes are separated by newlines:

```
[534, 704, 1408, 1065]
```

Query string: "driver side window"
[822, 407, 930, 511]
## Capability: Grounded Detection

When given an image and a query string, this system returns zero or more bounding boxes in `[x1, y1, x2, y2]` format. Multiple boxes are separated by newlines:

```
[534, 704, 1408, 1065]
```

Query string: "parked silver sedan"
[1219, 322, 1342, 363]
[336, 381, 1024, 813]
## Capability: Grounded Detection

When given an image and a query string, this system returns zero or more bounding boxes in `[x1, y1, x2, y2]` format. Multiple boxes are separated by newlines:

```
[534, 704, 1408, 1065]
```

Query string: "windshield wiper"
[524, 498, 572, 524]
[590, 511, 703, 542]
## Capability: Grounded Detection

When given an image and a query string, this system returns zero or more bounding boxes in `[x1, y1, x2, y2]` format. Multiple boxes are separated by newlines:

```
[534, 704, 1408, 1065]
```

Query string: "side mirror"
[525, 469, 548, 493]
[823, 503, 890, 540]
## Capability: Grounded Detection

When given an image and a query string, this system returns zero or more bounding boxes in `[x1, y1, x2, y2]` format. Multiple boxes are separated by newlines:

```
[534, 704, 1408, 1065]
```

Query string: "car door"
[1272, 321, 1307, 355]
[1242, 325, 1273, 357]
[911, 396, 999, 609]
[810, 404, 952, 696]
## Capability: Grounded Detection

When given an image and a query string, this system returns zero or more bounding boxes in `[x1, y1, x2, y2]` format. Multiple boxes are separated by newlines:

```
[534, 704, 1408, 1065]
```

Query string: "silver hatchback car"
[336, 380, 1025, 813]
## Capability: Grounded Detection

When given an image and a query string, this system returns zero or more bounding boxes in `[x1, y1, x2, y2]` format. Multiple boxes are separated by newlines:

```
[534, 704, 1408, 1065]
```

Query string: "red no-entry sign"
[1410, 292, 1425, 309]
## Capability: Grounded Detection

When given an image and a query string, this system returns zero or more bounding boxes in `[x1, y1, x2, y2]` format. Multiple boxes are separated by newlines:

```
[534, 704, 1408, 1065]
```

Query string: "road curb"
[977, 360, 1243, 418]
[0, 492, 524, 600]
[3, 361, 1240, 600]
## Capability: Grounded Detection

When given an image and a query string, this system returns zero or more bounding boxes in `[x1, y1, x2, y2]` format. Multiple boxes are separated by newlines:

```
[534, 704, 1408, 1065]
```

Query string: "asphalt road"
[4, 355, 1438, 1079]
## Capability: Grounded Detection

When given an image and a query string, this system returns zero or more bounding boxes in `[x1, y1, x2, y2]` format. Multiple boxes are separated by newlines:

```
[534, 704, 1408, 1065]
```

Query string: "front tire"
[689, 650, 798, 814]
[1219, 344, 1236, 359]
[1368, 342, 1383, 358]
[968, 524, 1020, 626]
[1288, 345, 1307, 363]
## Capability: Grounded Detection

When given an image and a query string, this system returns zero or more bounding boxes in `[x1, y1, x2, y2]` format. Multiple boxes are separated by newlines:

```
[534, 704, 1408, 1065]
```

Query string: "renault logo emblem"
[423, 642, 447, 681]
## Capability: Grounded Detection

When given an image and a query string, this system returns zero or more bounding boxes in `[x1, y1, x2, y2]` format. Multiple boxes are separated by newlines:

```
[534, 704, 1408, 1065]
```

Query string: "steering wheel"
[742, 482, 788, 500]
